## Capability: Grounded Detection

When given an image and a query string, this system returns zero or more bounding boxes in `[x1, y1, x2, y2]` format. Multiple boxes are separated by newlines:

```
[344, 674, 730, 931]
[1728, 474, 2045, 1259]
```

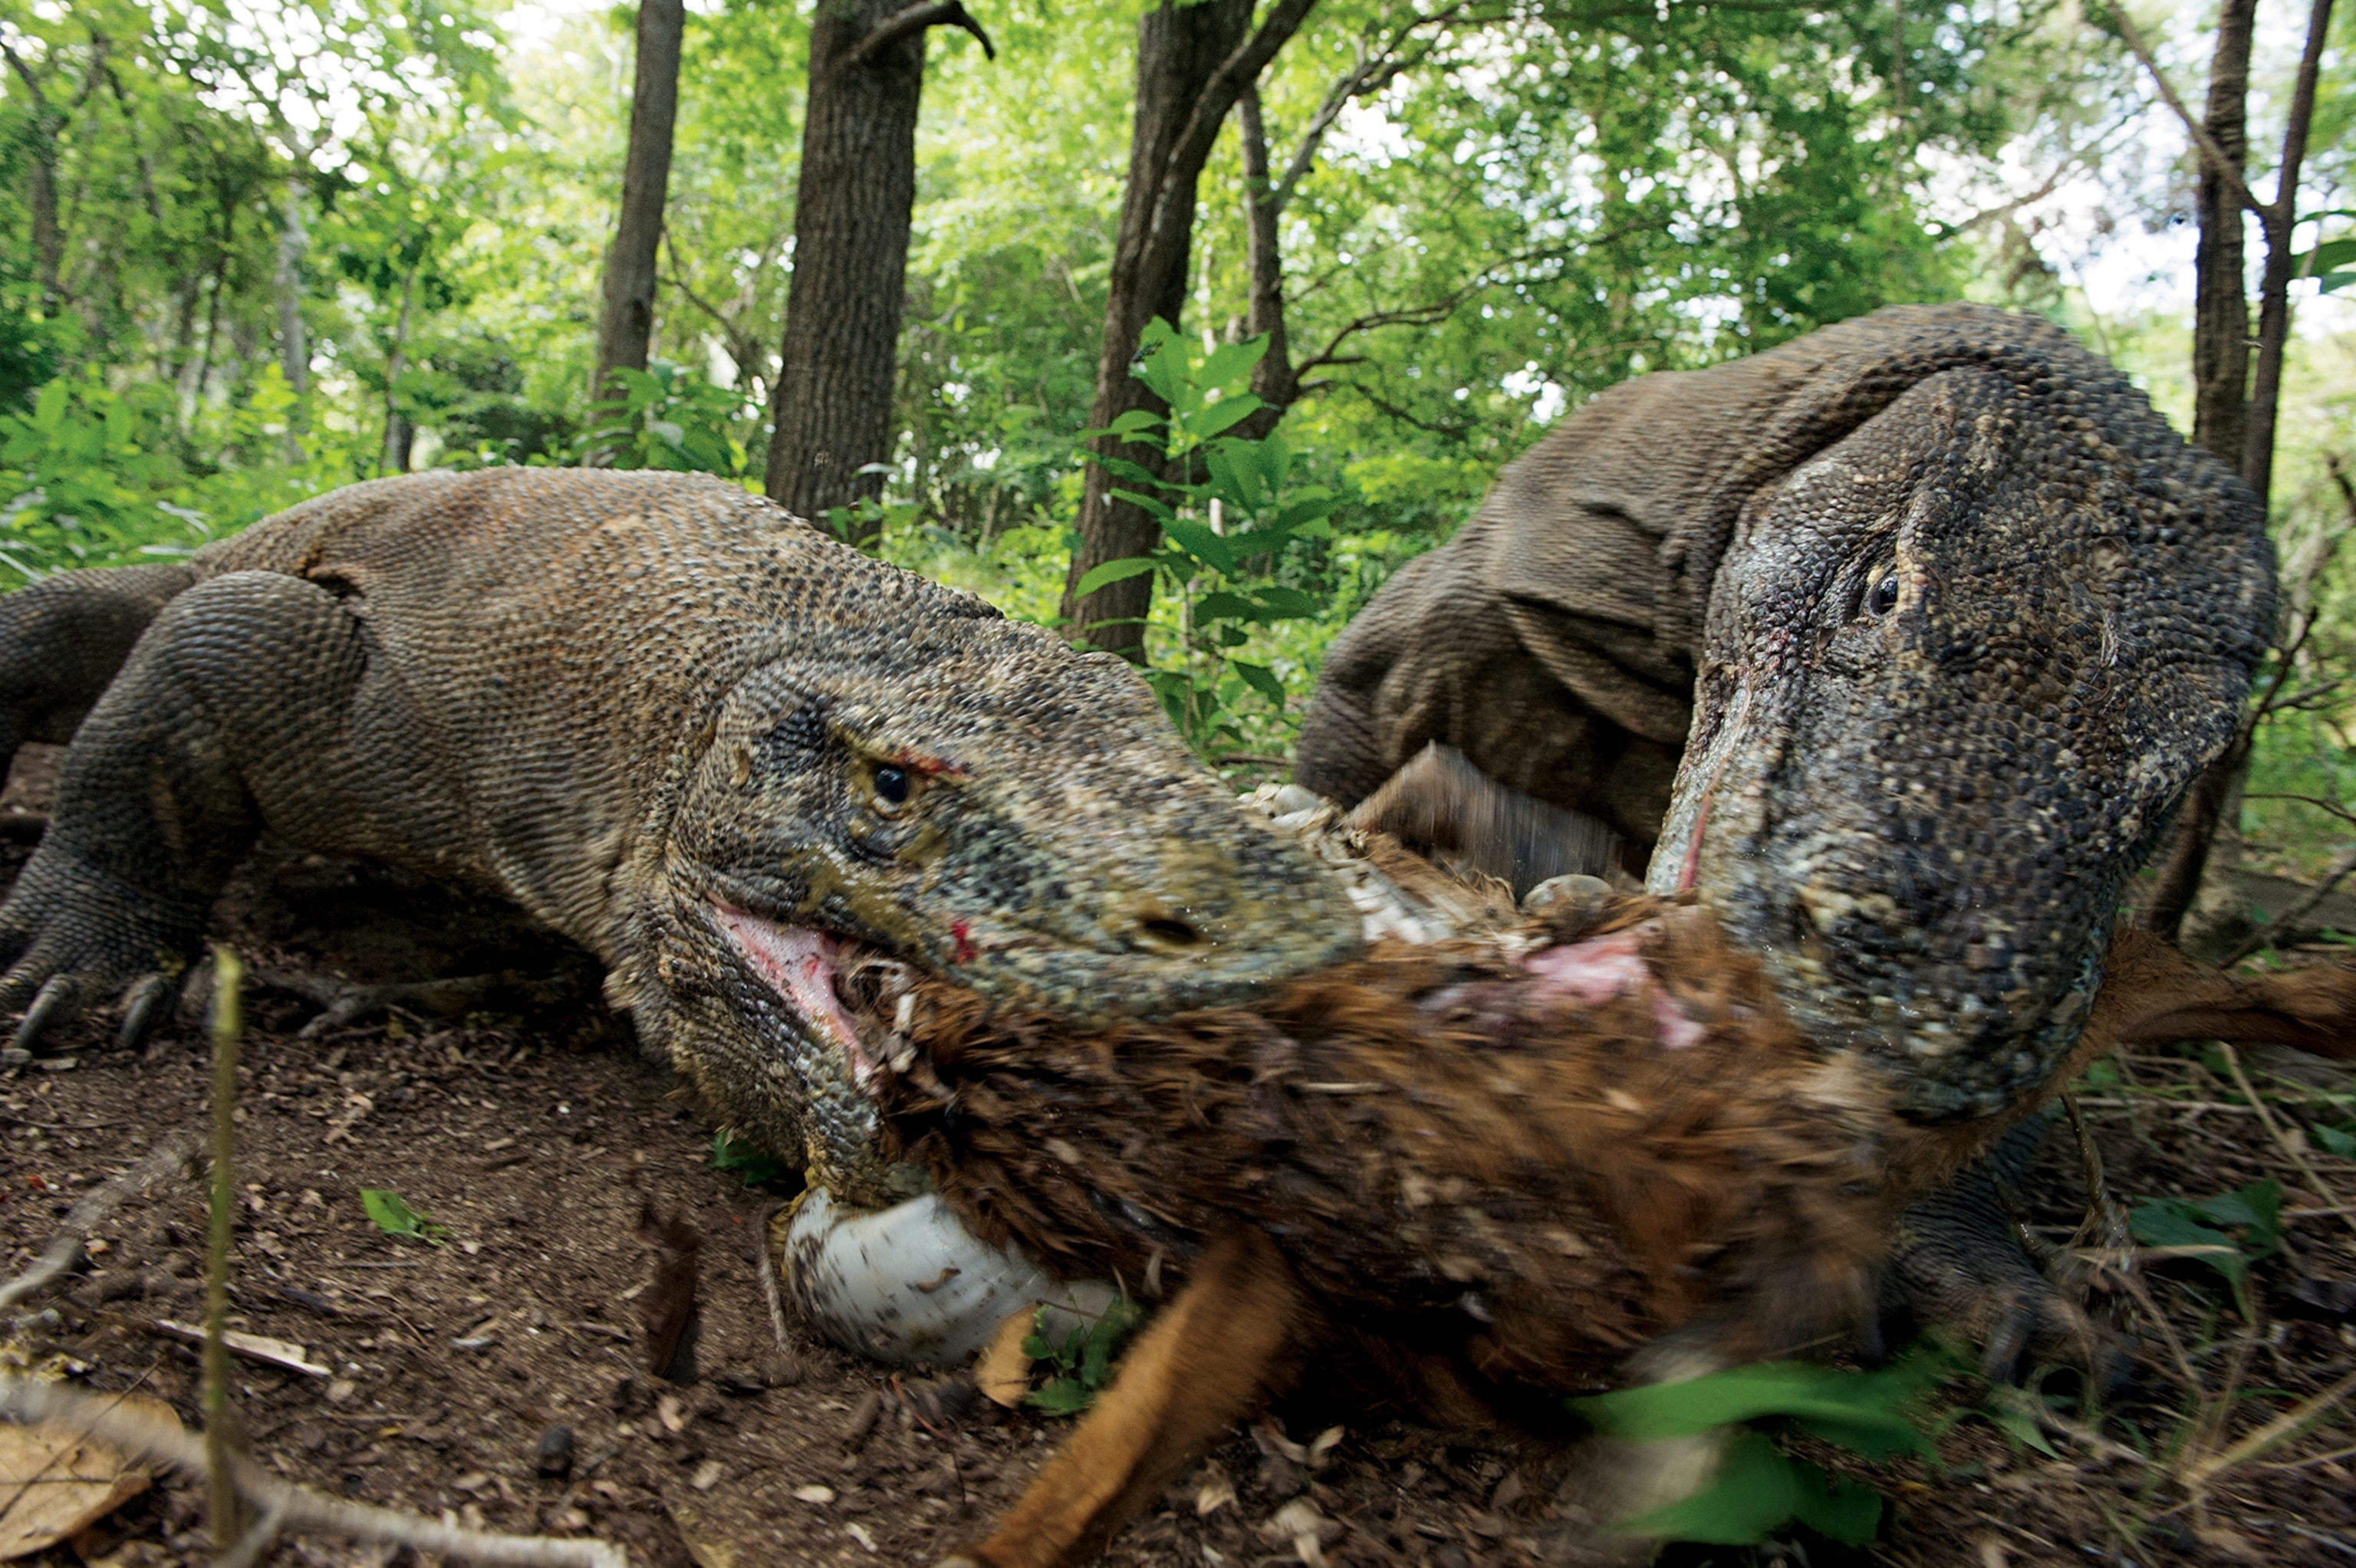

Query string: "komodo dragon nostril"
[1134, 912, 1203, 950]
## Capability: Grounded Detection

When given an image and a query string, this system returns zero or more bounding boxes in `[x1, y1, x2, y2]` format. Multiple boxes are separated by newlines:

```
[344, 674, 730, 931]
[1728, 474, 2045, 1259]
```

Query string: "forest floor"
[0, 749, 2348, 1568]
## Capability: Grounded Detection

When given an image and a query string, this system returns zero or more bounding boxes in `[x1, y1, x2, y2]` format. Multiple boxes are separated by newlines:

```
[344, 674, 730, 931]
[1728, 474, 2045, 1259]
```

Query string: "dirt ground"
[0, 748, 2350, 1568]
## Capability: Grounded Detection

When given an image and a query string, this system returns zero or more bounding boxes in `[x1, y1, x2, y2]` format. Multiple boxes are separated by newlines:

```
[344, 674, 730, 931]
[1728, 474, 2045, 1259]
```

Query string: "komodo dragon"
[1298, 303, 2277, 1367]
[0, 468, 1363, 1205]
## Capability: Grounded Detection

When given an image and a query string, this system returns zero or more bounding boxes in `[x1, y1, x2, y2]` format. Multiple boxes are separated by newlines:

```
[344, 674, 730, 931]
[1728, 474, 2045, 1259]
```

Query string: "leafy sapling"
[1075, 318, 1338, 754]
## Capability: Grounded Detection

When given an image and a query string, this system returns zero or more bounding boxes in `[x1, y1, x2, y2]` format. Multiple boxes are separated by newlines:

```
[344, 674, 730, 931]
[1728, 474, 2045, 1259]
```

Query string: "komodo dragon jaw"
[1650, 363, 2274, 1123]
[625, 637, 1365, 1205]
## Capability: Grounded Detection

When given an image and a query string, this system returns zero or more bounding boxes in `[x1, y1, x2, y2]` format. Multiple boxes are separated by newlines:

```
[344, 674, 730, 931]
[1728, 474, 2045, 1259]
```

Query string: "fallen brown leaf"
[972, 1308, 1035, 1410]
[0, 1392, 179, 1560]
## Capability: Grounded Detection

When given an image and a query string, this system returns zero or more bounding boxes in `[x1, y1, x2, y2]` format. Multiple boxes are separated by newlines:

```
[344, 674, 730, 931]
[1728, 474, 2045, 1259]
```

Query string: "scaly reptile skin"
[0, 468, 1362, 1204]
[1299, 304, 2274, 1124]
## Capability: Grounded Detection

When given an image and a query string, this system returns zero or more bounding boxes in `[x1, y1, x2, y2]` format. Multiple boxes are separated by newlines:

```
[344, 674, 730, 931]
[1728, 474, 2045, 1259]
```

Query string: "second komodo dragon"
[0, 468, 1363, 1203]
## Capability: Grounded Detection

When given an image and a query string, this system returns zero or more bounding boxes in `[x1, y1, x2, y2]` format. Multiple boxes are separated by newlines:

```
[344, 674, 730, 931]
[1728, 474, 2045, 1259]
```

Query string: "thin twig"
[2104, 4, 2266, 218]
[2214, 1039, 2356, 1242]
[846, 0, 995, 65]
[2222, 842, 2356, 963]
[206, 945, 244, 1547]
[212, 1491, 290, 1568]
[755, 1202, 797, 1359]
[0, 1131, 198, 1313]
[2180, 1365, 2356, 1491]
[0, 1376, 624, 1568]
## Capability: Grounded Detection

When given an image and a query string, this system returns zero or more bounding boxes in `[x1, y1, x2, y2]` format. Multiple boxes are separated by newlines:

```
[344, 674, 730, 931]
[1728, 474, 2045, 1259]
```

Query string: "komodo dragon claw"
[1886, 1116, 2134, 1392]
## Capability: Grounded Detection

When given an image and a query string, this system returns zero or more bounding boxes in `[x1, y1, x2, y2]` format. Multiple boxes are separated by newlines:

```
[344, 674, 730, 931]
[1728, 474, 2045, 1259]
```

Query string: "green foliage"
[360, 1186, 449, 1244]
[0, 373, 210, 580]
[1572, 1355, 1946, 1548]
[581, 363, 752, 478]
[1022, 1296, 1146, 1417]
[711, 1129, 793, 1189]
[1078, 319, 1338, 752]
[2131, 1178, 2284, 1315]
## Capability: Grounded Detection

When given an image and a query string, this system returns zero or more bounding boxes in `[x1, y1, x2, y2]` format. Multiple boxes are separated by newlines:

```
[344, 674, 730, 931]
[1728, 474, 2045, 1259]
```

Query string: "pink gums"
[712, 902, 875, 1085]
[1522, 929, 1706, 1050]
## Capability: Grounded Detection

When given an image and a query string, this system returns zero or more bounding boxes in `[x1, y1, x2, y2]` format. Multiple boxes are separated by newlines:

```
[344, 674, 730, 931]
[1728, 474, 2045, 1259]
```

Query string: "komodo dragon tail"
[0, 564, 197, 771]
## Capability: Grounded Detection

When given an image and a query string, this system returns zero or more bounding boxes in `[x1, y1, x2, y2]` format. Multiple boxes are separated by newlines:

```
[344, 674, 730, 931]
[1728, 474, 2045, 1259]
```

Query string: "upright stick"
[205, 946, 245, 1548]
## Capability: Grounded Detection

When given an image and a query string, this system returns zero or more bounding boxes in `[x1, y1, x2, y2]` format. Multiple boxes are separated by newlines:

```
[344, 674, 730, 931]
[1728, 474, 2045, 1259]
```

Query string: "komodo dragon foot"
[0, 846, 205, 1052]
[1884, 1115, 2132, 1392]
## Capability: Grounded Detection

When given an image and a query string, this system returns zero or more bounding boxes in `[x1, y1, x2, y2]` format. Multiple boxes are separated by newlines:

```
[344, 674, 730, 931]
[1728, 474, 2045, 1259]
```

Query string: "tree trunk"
[2144, 0, 2338, 944]
[274, 176, 309, 450]
[1061, 0, 1275, 656]
[2242, 0, 2335, 513]
[1236, 85, 1296, 413]
[594, 0, 686, 402]
[2143, 0, 2256, 942]
[763, 0, 936, 542]
[2189, 0, 2253, 470]
[26, 143, 60, 313]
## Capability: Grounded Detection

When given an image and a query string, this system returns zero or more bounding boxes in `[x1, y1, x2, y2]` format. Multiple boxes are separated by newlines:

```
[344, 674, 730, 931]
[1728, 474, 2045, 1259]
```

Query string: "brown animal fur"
[876, 904, 2355, 1568]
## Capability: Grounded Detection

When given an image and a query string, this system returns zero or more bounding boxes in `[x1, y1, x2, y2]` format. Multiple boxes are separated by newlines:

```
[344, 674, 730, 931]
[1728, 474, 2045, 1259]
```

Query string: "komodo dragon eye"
[1865, 568, 1900, 617]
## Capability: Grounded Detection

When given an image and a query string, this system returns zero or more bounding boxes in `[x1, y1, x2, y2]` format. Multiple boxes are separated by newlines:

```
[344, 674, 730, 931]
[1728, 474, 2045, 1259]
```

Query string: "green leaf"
[1130, 318, 1190, 408]
[360, 1187, 449, 1245]
[1574, 1362, 1936, 1460]
[711, 1130, 791, 1188]
[1197, 334, 1269, 397]
[1160, 518, 1236, 574]
[1192, 590, 1256, 622]
[2190, 1178, 2282, 1255]
[1252, 587, 1320, 619]
[1074, 556, 1162, 597]
[2130, 1181, 2283, 1315]
[1027, 1379, 1094, 1415]
[1107, 487, 1177, 524]
[1181, 393, 1264, 442]
[2292, 235, 2356, 277]
[1087, 454, 1165, 487]
[1976, 1385, 2061, 1458]
[1621, 1432, 1881, 1547]
[2313, 1123, 2356, 1158]
[1230, 660, 1286, 708]
[1274, 491, 1337, 532]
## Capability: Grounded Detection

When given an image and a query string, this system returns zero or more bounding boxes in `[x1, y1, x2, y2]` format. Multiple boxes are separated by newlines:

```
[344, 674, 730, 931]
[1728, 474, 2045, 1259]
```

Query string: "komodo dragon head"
[616, 587, 1362, 1206]
[1649, 307, 2274, 1120]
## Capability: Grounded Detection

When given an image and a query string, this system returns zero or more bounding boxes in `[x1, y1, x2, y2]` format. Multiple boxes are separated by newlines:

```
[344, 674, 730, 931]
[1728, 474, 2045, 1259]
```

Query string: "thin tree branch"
[1143, 0, 1321, 261]
[2246, 794, 2356, 828]
[2106, 4, 2266, 219]
[0, 1131, 199, 1313]
[661, 231, 768, 380]
[0, 38, 48, 111]
[847, 0, 995, 67]
[0, 1376, 625, 1568]
[2222, 842, 2356, 963]
[1272, 4, 1489, 213]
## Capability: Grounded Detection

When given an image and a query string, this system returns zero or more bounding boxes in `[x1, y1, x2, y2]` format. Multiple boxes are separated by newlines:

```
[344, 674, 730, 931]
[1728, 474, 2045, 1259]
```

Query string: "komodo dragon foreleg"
[0, 570, 370, 1049]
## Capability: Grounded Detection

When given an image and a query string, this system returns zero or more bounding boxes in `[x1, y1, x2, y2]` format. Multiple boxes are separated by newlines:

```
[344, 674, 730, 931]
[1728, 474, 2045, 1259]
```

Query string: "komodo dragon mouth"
[712, 903, 884, 1090]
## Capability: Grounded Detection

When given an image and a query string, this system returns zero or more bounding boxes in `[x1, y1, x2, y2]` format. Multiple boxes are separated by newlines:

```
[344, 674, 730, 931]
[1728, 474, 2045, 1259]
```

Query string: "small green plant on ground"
[2129, 1178, 2282, 1318]
[1571, 1353, 1948, 1547]
[1075, 318, 1338, 755]
[1023, 1296, 1147, 1416]
[360, 1187, 450, 1245]
[710, 1129, 794, 1189]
